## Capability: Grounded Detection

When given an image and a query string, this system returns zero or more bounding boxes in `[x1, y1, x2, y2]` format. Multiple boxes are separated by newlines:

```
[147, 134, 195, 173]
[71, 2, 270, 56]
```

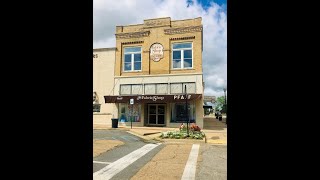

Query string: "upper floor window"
[172, 43, 193, 69]
[124, 47, 142, 71]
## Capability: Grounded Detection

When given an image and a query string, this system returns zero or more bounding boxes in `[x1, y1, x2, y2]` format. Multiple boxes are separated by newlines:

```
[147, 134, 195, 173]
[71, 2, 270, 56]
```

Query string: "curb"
[143, 132, 162, 136]
[93, 126, 130, 131]
[161, 138, 206, 144]
[127, 131, 205, 144]
[126, 131, 164, 143]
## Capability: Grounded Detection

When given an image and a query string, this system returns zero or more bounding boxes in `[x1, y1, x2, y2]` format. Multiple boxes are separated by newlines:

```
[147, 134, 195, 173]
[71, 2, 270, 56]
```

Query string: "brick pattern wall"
[115, 17, 203, 76]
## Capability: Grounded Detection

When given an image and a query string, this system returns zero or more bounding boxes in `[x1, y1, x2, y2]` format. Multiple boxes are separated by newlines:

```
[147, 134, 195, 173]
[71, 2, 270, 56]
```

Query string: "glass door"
[148, 104, 165, 125]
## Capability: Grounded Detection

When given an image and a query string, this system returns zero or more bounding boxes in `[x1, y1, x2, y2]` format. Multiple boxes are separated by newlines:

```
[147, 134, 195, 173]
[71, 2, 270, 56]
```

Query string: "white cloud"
[94, 0, 227, 97]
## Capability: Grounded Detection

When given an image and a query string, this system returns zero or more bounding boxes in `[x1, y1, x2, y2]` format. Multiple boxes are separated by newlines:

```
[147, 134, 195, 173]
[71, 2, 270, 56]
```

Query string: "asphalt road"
[93, 129, 164, 179]
[93, 129, 227, 180]
[196, 144, 227, 180]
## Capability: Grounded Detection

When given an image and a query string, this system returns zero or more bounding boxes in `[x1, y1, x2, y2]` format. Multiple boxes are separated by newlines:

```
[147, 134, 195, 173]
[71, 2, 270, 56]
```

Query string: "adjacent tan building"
[93, 48, 117, 126]
[101, 17, 205, 128]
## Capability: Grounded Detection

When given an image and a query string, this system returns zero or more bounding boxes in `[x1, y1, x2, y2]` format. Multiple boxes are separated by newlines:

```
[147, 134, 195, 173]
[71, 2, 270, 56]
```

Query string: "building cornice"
[115, 31, 150, 39]
[170, 36, 195, 41]
[164, 25, 203, 35]
[121, 41, 144, 45]
[93, 47, 116, 51]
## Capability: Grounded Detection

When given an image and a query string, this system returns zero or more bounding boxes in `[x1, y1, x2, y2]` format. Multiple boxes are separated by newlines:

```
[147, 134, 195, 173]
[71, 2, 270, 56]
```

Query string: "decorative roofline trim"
[164, 26, 203, 35]
[121, 41, 144, 45]
[93, 47, 116, 51]
[169, 36, 195, 41]
[115, 31, 150, 39]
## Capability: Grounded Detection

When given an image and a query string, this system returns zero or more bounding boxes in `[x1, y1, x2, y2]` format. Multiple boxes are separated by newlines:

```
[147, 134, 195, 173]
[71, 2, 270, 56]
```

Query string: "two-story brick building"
[104, 17, 205, 128]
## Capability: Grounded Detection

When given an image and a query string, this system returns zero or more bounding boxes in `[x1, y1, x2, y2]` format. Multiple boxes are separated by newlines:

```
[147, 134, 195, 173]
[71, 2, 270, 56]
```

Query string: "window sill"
[123, 71, 142, 73]
[171, 68, 195, 71]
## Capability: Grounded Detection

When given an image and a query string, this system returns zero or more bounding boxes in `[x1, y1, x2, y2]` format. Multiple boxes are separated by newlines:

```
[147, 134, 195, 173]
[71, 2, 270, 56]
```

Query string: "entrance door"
[148, 104, 165, 125]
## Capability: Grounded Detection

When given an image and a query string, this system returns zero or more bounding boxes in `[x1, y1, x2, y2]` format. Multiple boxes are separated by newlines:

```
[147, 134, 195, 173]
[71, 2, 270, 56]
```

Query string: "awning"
[104, 94, 202, 103]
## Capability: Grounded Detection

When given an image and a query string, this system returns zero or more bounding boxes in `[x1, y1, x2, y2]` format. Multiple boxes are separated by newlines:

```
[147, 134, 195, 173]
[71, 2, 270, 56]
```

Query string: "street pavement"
[196, 145, 227, 180]
[93, 116, 227, 180]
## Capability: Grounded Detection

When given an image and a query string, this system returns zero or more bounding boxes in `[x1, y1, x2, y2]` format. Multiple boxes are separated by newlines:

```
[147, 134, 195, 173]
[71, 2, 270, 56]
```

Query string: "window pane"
[174, 103, 186, 122]
[183, 82, 196, 93]
[149, 105, 156, 114]
[93, 104, 101, 112]
[124, 54, 131, 63]
[184, 59, 192, 68]
[132, 84, 143, 94]
[134, 62, 141, 70]
[173, 43, 192, 49]
[173, 51, 181, 59]
[124, 63, 132, 71]
[120, 85, 131, 95]
[158, 115, 165, 124]
[173, 60, 181, 68]
[149, 115, 156, 124]
[124, 47, 141, 53]
[134, 54, 141, 62]
[156, 84, 168, 94]
[145, 84, 156, 94]
[170, 83, 182, 94]
[119, 104, 128, 122]
[184, 50, 192, 58]
[170, 102, 196, 123]
[119, 103, 141, 122]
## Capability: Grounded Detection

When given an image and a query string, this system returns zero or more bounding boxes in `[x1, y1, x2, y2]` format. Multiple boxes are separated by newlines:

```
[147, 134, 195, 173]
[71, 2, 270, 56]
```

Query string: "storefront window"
[119, 103, 141, 122]
[170, 102, 195, 123]
[93, 104, 101, 112]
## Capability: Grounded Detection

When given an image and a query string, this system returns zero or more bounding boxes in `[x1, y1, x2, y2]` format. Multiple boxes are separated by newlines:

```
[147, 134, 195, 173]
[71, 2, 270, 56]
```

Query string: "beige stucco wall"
[93, 48, 117, 125]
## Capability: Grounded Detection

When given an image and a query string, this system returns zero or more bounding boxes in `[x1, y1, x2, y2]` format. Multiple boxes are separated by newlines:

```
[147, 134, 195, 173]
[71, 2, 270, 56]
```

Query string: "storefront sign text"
[173, 95, 191, 100]
[137, 95, 164, 101]
[150, 43, 164, 62]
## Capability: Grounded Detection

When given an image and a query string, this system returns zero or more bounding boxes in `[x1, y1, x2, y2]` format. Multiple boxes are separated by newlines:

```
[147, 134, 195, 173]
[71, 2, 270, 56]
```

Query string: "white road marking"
[181, 144, 200, 180]
[93, 161, 111, 165]
[93, 143, 161, 180]
[120, 136, 139, 141]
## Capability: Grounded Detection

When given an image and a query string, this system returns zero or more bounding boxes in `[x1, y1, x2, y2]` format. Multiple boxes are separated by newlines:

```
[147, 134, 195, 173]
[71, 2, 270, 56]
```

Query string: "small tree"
[215, 96, 226, 113]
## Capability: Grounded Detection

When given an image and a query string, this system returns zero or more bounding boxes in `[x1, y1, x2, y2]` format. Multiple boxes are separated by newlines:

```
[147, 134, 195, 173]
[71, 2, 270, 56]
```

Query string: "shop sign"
[173, 94, 191, 100]
[137, 95, 164, 101]
[105, 94, 202, 103]
[150, 43, 164, 62]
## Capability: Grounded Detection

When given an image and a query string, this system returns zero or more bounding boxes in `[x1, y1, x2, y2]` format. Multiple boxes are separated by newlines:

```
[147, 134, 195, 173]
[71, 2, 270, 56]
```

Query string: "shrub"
[160, 127, 205, 140]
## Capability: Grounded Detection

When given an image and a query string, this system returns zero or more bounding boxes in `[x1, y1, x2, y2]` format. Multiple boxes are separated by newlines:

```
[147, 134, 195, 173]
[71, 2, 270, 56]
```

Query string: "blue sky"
[196, 0, 226, 9]
[94, 0, 227, 98]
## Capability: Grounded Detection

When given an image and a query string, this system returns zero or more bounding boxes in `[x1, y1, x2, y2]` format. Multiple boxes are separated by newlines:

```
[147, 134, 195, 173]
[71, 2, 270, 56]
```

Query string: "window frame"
[123, 46, 142, 72]
[171, 42, 193, 69]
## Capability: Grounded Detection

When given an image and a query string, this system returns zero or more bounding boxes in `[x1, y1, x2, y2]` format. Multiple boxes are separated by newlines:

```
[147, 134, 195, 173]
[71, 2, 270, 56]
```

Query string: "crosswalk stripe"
[93, 161, 111, 165]
[93, 143, 161, 180]
[181, 144, 200, 180]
